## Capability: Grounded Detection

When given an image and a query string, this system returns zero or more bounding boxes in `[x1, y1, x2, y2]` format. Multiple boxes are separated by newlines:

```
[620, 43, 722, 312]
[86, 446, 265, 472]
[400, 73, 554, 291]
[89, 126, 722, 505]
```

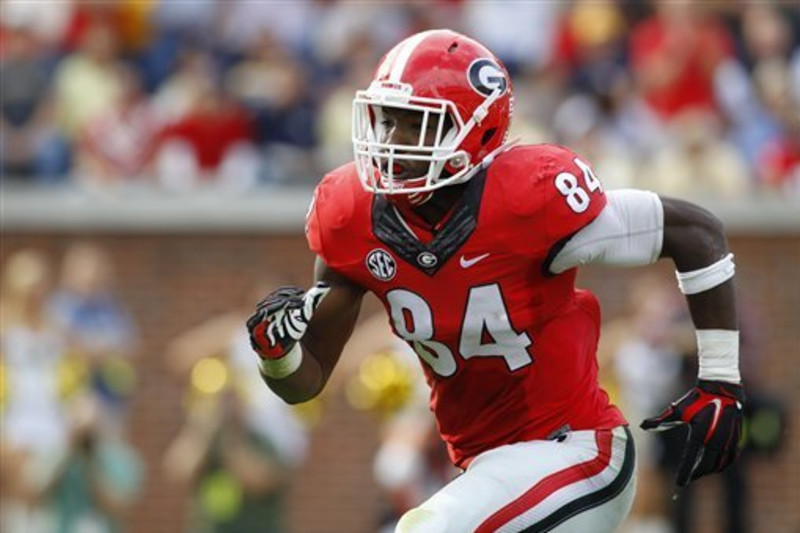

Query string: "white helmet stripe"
[388, 29, 438, 82]
[376, 39, 402, 80]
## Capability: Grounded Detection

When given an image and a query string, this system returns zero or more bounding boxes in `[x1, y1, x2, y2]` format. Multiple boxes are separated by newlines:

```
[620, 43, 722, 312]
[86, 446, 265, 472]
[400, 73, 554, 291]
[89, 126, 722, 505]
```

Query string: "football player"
[247, 30, 744, 532]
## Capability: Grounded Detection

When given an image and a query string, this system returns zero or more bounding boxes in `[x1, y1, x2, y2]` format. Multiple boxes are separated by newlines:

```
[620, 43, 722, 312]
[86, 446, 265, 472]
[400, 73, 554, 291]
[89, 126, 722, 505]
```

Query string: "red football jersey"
[306, 144, 627, 468]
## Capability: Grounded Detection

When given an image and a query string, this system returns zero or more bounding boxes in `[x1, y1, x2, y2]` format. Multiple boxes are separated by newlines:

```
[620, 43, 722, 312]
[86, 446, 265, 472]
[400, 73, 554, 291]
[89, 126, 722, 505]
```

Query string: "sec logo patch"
[366, 249, 396, 281]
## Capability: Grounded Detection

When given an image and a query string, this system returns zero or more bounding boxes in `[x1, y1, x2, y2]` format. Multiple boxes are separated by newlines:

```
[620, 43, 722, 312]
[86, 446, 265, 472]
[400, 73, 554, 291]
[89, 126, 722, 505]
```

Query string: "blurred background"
[1, 1, 798, 532]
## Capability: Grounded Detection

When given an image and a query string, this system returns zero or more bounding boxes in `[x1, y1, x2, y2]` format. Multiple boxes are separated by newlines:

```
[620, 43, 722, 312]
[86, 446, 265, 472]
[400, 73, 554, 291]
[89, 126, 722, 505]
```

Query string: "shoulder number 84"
[555, 158, 603, 213]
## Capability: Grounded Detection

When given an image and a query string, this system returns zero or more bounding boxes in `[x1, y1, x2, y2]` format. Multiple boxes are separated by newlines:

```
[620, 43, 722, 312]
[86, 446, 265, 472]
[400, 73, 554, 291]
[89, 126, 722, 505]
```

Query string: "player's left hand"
[640, 379, 745, 487]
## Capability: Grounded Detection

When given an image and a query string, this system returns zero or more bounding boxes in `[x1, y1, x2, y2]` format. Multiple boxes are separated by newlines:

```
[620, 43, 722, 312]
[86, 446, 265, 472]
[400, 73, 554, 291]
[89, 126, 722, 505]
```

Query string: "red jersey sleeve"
[303, 163, 365, 271]
[305, 185, 324, 257]
[486, 144, 607, 258]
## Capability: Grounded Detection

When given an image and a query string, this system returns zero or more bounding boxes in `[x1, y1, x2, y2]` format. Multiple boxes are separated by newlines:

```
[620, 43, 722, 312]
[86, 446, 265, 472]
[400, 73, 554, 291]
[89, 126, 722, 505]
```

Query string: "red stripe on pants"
[475, 430, 614, 533]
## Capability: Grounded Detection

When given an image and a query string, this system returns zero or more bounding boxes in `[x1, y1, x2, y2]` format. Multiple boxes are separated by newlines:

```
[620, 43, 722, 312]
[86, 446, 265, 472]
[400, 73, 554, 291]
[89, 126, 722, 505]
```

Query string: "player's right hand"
[246, 283, 330, 360]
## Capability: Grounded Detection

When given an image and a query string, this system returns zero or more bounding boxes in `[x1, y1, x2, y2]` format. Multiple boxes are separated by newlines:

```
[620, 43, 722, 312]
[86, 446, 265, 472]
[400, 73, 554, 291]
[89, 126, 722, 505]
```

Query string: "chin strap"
[445, 137, 521, 187]
[407, 189, 434, 206]
[480, 137, 520, 168]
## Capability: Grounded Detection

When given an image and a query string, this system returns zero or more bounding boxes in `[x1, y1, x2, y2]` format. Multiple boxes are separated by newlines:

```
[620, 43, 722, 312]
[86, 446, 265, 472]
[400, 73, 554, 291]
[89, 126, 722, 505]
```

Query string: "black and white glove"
[246, 283, 330, 362]
[641, 380, 745, 487]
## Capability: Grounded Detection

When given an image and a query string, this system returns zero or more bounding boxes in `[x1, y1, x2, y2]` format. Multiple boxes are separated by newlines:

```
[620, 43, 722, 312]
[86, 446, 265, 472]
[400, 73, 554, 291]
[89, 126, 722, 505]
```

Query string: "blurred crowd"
[0, 245, 312, 533]
[1, 0, 799, 197]
[0, 239, 445, 532]
[1, 244, 143, 533]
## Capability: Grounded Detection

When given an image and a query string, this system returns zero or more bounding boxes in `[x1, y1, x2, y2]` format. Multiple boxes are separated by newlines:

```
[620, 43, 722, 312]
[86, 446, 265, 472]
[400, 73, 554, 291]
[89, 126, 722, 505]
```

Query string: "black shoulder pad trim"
[372, 171, 487, 276]
[541, 230, 579, 278]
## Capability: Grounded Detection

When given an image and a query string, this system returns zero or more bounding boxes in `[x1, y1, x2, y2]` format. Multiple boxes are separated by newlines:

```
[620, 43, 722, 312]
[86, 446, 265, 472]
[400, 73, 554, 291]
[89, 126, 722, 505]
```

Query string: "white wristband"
[697, 329, 740, 383]
[676, 253, 735, 295]
[258, 343, 303, 379]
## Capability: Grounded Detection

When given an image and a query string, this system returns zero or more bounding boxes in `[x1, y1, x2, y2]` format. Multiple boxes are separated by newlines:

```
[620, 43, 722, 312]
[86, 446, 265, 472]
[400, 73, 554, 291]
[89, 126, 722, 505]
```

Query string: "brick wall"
[1, 232, 797, 533]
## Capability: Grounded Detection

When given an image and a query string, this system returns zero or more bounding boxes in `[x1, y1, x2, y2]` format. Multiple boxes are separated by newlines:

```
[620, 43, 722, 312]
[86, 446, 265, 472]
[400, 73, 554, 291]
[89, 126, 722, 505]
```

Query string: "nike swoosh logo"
[460, 253, 490, 268]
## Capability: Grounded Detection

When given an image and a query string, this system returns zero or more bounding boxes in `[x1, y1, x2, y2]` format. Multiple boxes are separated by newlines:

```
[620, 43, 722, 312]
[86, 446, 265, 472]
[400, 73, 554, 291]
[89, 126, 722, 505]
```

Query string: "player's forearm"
[261, 345, 327, 404]
[259, 302, 360, 404]
[682, 280, 736, 330]
[252, 286, 363, 405]
[660, 197, 740, 382]
[660, 197, 737, 330]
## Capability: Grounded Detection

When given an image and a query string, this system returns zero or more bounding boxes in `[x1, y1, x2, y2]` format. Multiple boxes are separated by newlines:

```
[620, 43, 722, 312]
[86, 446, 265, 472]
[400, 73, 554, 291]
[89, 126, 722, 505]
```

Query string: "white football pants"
[396, 426, 636, 533]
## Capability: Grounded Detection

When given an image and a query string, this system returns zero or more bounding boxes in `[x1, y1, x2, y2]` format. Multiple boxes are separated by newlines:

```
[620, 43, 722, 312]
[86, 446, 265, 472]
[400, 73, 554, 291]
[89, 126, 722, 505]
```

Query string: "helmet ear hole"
[481, 128, 497, 146]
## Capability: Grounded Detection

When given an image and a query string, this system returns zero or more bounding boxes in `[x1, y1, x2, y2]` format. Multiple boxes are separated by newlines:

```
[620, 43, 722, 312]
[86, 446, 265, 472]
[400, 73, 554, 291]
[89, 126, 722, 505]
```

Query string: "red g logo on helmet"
[468, 59, 508, 97]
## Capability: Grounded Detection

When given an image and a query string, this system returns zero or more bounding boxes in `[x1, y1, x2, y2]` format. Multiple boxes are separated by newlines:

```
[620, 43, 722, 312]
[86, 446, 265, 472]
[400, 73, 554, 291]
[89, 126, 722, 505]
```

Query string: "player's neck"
[410, 184, 465, 228]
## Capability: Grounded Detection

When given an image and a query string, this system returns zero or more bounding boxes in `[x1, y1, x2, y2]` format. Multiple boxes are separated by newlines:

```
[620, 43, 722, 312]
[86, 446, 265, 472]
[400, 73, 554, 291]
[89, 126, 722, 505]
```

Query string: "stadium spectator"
[60, 2, 120, 53]
[0, 249, 68, 453]
[737, 5, 800, 194]
[164, 388, 299, 533]
[1, 248, 142, 533]
[0, 249, 69, 532]
[151, 48, 217, 123]
[52, 20, 125, 141]
[58, 1, 155, 60]
[163, 281, 309, 532]
[0, 26, 70, 181]
[305, 1, 409, 82]
[644, 111, 751, 198]
[315, 34, 378, 173]
[48, 241, 139, 422]
[74, 65, 161, 187]
[748, 63, 800, 194]
[111, 0, 159, 58]
[144, 0, 221, 91]
[464, 1, 561, 74]
[629, 2, 735, 123]
[154, 81, 258, 192]
[549, 0, 629, 97]
[224, 31, 317, 185]
[28, 392, 144, 533]
[714, 3, 800, 190]
[216, 0, 311, 57]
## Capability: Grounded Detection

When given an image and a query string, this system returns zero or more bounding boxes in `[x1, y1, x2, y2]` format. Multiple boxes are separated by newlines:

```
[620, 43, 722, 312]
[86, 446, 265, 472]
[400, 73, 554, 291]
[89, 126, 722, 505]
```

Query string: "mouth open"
[381, 160, 416, 181]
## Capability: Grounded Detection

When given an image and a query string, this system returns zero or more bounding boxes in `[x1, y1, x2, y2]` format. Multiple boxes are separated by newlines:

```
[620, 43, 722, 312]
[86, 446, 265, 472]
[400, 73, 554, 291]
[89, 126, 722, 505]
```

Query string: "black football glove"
[641, 379, 745, 487]
[246, 283, 330, 360]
